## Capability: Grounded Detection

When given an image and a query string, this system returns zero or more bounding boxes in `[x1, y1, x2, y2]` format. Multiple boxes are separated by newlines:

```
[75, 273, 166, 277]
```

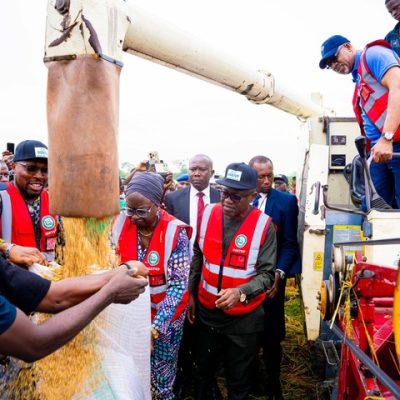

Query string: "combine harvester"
[44, 1, 400, 398]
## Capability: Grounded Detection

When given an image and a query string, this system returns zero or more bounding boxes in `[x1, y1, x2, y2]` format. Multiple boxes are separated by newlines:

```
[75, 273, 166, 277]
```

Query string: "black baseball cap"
[216, 162, 257, 190]
[13, 140, 48, 162]
[274, 174, 288, 185]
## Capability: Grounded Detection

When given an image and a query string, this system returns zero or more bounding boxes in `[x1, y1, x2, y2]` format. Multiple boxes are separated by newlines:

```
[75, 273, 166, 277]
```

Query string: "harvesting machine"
[43, 1, 400, 398]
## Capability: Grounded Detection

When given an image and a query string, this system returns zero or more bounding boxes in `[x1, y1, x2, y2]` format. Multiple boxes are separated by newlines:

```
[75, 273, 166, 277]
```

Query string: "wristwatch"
[276, 269, 286, 280]
[239, 289, 247, 303]
[5, 243, 16, 259]
[382, 131, 394, 141]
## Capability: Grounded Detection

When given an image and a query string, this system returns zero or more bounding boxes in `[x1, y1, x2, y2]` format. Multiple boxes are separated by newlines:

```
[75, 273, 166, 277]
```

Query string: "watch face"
[240, 293, 247, 302]
[384, 132, 394, 140]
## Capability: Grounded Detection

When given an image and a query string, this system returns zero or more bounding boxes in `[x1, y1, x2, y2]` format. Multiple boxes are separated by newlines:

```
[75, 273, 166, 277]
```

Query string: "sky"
[0, 1, 394, 176]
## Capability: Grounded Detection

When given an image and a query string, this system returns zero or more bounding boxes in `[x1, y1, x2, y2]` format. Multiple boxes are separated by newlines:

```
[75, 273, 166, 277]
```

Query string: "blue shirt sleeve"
[365, 45, 399, 83]
[0, 295, 16, 335]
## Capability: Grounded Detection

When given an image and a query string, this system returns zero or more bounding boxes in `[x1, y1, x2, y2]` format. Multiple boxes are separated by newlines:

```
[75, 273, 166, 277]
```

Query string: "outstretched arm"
[39, 261, 148, 313]
[0, 267, 147, 362]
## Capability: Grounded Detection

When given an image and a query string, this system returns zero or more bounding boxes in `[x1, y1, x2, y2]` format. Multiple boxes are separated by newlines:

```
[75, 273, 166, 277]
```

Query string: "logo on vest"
[42, 215, 55, 230]
[235, 234, 247, 248]
[359, 82, 373, 103]
[147, 251, 160, 266]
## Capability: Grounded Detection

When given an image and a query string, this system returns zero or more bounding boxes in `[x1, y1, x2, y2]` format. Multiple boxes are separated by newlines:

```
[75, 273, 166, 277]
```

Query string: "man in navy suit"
[165, 154, 220, 252]
[165, 153, 220, 399]
[248, 155, 301, 400]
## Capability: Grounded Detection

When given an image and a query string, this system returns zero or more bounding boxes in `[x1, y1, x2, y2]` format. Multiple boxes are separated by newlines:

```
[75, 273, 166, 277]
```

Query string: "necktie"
[197, 192, 205, 232]
[253, 193, 261, 208]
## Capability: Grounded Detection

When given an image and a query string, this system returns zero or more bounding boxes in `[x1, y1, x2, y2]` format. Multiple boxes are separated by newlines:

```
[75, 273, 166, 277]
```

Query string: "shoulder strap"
[0, 189, 12, 241]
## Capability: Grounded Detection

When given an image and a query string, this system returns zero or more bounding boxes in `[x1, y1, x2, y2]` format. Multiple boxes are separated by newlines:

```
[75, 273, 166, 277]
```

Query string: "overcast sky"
[0, 1, 394, 175]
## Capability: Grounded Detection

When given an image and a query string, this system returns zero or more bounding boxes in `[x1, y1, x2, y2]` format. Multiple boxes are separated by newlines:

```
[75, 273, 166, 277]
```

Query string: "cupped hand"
[8, 245, 48, 267]
[215, 288, 241, 310]
[107, 268, 148, 304]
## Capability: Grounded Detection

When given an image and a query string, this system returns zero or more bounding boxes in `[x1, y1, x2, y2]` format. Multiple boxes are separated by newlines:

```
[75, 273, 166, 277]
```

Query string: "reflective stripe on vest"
[197, 203, 270, 315]
[200, 210, 269, 280]
[354, 40, 400, 140]
[1, 185, 58, 258]
[0, 190, 12, 242]
[113, 210, 191, 321]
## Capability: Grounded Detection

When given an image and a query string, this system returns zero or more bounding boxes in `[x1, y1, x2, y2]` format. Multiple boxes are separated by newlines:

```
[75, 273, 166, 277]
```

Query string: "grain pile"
[17, 217, 114, 400]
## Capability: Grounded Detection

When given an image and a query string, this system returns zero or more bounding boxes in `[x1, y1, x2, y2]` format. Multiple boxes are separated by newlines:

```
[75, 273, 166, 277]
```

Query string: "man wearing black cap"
[273, 174, 289, 193]
[188, 162, 276, 400]
[319, 35, 400, 209]
[0, 140, 58, 262]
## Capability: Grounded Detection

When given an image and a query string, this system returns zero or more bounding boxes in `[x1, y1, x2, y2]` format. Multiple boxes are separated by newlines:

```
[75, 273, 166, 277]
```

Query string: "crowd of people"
[1, 2, 399, 398]
[0, 141, 301, 399]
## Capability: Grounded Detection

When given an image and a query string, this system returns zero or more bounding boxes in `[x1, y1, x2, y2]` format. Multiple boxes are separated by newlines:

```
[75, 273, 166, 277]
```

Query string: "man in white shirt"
[165, 154, 220, 255]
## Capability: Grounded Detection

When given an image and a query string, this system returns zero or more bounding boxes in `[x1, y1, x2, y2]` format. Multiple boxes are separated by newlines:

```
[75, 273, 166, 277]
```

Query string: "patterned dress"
[137, 228, 190, 400]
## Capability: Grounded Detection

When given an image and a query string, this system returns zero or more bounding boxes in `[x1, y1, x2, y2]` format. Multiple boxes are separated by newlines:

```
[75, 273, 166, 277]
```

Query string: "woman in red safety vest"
[112, 172, 192, 400]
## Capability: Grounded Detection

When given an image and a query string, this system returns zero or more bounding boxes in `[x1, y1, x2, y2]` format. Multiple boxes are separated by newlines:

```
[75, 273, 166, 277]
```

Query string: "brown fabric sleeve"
[46, 56, 121, 218]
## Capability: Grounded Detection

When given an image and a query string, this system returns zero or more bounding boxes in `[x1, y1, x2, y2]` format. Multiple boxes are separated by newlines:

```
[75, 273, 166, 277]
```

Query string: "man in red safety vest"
[319, 35, 400, 209]
[187, 162, 277, 400]
[0, 140, 58, 263]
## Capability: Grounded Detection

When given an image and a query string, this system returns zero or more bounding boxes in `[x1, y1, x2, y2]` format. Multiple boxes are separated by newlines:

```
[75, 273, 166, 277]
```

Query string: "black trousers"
[194, 319, 259, 400]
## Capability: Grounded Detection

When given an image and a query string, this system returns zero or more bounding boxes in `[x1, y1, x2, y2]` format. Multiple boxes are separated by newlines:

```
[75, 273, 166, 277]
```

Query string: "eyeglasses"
[17, 162, 48, 175]
[123, 206, 152, 218]
[326, 44, 345, 69]
[219, 189, 253, 203]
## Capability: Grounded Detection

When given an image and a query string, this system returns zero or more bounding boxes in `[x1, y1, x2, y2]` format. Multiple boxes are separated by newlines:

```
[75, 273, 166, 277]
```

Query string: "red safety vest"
[0, 184, 58, 257]
[197, 203, 272, 316]
[352, 40, 400, 142]
[113, 209, 192, 321]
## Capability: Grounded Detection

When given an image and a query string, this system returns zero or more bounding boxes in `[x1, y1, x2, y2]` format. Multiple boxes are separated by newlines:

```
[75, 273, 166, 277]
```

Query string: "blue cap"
[319, 35, 350, 69]
[176, 173, 189, 182]
[216, 162, 257, 190]
[13, 140, 48, 162]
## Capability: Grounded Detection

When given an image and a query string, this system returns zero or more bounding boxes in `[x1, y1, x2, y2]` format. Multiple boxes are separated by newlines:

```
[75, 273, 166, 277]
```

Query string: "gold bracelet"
[151, 327, 160, 340]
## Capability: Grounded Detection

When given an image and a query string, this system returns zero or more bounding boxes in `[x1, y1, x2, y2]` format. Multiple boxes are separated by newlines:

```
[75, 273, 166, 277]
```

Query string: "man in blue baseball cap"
[320, 34, 400, 209]
[319, 35, 351, 70]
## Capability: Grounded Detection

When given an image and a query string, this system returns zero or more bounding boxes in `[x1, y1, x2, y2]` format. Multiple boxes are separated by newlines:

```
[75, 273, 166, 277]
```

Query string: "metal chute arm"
[122, 3, 328, 119]
[44, 0, 330, 119]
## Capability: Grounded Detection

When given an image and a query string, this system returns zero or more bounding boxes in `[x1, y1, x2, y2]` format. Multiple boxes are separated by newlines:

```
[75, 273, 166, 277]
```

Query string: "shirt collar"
[352, 50, 362, 83]
[191, 185, 211, 198]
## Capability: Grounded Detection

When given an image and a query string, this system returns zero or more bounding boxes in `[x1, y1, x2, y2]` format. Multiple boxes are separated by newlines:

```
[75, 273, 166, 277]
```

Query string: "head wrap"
[125, 172, 164, 205]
